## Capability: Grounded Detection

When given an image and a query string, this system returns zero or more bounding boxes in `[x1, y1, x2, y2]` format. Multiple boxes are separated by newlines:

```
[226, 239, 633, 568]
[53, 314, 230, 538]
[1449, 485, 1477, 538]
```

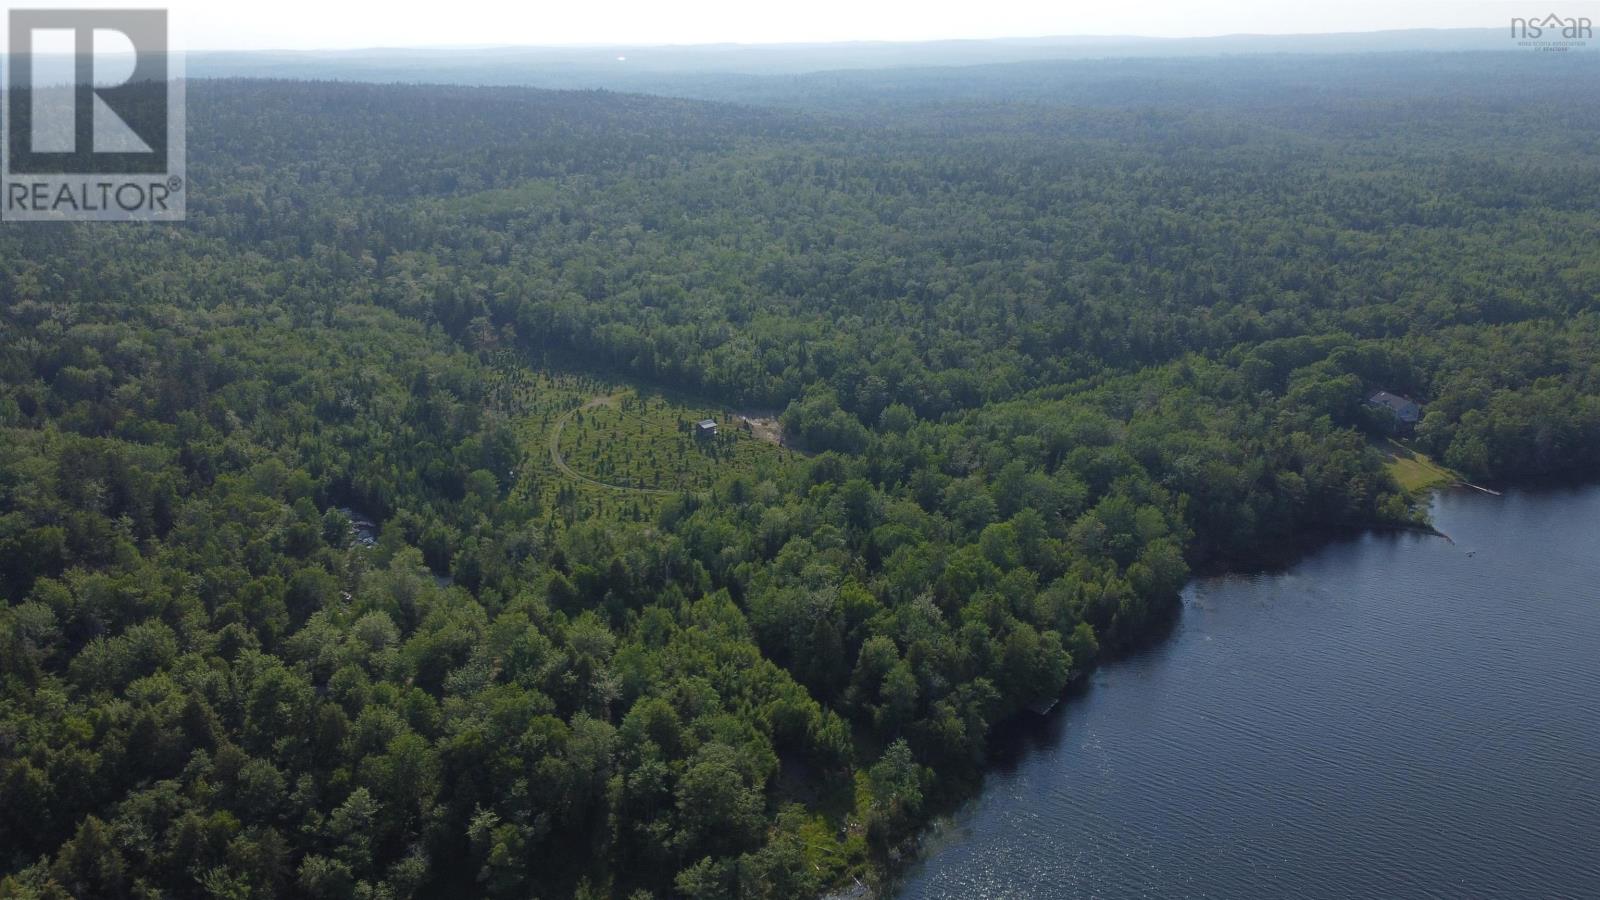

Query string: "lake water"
[897, 486, 1600, 899]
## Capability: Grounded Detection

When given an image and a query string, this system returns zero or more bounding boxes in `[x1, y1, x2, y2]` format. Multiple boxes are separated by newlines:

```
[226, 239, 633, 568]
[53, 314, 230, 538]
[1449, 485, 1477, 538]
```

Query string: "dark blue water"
[898, 486, 1600, 899]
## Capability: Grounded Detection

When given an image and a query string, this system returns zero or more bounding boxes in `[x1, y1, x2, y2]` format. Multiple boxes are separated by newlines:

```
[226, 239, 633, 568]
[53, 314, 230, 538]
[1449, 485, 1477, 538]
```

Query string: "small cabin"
[1367, 391, 1422, 432]
[695, 419, 719, 439]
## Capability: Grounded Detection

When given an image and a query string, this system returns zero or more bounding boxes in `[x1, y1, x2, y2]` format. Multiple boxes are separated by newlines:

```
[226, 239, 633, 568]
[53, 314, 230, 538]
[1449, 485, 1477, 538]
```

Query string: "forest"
[3, 51, 1600, 898]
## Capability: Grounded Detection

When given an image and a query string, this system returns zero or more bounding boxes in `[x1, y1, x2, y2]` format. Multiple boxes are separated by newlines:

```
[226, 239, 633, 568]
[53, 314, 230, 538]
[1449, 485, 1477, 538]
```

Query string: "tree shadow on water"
[983, 597, 1183, 775]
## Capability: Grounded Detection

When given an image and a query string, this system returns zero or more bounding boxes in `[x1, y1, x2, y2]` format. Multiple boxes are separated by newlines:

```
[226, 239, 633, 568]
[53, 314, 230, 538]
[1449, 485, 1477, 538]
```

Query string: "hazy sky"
[26, 0, 1574, 50]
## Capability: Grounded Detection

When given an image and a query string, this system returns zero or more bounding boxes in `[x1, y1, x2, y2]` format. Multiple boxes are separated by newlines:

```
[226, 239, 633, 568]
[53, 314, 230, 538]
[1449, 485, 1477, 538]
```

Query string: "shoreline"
[885, 483, 1600, 899]
[867, 483, 1523, 898]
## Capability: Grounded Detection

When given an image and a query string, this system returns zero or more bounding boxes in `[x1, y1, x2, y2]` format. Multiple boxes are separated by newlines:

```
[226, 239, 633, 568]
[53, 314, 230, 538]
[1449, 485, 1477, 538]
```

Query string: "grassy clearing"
[484, 356, 794, 526]
[1374, 438, 1457, 493]
[557, 390, 794, 492]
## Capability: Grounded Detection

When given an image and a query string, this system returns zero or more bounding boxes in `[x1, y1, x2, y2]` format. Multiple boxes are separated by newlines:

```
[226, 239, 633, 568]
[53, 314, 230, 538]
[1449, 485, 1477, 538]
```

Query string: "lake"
[897, 486, 1600, 899]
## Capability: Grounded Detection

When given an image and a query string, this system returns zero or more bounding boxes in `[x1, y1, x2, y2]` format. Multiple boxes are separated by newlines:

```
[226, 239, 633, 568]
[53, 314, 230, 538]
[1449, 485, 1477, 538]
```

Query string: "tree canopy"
[4, 53, 1600, 898]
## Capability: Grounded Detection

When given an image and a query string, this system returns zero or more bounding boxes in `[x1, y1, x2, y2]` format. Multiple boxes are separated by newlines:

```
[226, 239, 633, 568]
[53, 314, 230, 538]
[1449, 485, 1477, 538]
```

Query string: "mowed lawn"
[1376, 438, 1457, 493]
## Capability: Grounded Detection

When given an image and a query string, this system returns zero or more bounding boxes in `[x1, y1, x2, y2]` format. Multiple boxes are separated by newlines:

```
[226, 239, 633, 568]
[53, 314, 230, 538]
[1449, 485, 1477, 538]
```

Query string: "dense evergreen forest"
[4, 52, 1600, 898]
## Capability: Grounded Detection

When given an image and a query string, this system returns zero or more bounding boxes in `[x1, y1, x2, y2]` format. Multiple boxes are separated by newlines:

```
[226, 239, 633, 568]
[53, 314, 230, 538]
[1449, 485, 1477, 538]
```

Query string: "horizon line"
[178, 25, 1503, 56]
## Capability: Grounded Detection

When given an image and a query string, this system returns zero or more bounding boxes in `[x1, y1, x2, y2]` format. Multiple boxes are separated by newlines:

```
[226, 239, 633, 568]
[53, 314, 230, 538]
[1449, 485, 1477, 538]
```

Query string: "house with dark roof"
[1368, 391, 1422, 432]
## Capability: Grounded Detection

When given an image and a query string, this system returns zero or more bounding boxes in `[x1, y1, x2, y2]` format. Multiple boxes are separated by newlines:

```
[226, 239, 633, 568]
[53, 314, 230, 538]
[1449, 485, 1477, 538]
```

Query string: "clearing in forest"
[552, 389, 792, 495]
[485, 356, 795, 524]
[1374, 438, 1457, 493]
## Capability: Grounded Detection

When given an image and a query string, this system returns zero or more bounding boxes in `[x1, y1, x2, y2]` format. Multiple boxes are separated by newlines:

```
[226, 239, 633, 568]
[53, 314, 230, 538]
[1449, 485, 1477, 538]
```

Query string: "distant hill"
[183, 28, 1521, 91]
